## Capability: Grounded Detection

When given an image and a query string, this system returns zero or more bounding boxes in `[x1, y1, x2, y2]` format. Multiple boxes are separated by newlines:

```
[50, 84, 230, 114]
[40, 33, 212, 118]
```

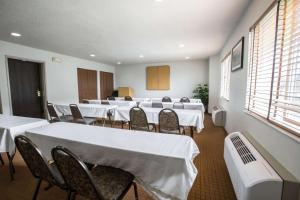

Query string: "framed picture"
[231, 37, 244, 71]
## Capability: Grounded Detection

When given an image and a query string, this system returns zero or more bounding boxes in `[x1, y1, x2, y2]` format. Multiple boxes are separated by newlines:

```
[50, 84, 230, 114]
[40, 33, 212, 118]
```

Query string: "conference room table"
[86, 99, 137, 107]
[0, 114, 49, 179]
[25, 122, 199, 200]
[114, 106, 204, 136]
[55, 103, 117, 119]
[140, 102, 205, 112]
[114, 97, 201, 103]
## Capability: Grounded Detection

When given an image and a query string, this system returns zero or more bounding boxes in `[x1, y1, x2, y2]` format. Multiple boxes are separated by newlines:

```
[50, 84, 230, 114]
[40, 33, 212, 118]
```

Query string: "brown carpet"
[0, 115, 236, 200]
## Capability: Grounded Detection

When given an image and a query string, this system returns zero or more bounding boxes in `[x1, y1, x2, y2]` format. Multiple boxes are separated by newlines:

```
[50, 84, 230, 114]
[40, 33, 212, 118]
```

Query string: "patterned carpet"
[0, 115, 236, 200]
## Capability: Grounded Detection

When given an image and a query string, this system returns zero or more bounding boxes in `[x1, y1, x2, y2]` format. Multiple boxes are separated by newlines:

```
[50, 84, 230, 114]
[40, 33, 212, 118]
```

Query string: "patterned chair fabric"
[158, 108, 184, 135]
[173, 102, 184, 109]
[162, 96, 172, 102]
[130, 107, 153, 131]
[69, 104, 96, 125]
[52, 146, 138, 200]
[101, 100, 110, 105]
[47, 102, 59, 120]
[152, 102, 163, 108]
[124, 96, 133, 101]
[180, 97, 190, 103]
[14, 136, 65, 188]
[107, 96, 116, 100]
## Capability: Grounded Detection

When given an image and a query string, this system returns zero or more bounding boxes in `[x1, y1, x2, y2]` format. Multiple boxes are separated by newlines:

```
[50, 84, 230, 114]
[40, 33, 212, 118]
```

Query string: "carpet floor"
[0, 115, 236, 200]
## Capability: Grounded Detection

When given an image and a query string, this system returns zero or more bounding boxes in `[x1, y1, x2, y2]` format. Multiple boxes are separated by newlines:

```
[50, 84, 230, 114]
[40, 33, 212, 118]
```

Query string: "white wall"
[0, 40, 115, 114]
[216, 0, 300, 184]
[115, 59, 209, 98]
[208, 55, 221, 113]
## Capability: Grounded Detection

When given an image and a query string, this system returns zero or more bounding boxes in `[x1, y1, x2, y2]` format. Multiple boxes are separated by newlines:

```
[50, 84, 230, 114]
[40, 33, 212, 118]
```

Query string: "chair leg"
[133, 182, 139, 200]
[67, 191, 76, 200]
[0, 154, 4, 165]
[33, 179, 42, 200]
[6, 152, 15, 180]
[190, 126, 194, 138]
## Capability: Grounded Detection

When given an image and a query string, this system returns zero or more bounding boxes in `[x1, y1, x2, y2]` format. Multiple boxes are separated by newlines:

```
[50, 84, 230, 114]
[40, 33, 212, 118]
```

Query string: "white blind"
[246, 0, 300, 136]
[269, 0, 300, 133]
[220, 54, 231, 100]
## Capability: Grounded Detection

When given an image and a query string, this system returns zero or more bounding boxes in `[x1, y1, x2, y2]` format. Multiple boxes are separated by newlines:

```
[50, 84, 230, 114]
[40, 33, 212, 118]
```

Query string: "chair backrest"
[82, 100, 89, 104]
[130, 107, 149, 131]
[173, 102, 184, 109]
[15, 136, 58, 185]
[152, 102, 163, 108]
[124, 96, 133, 101]
[47, 102, 59, 120]
[51, 147, 103, 199]
[180, 97, 190, 103]
[69, 104, 84, 120]
[158, 108, 181, 134]
[101, 100, 110, 105]
[107, 96, 115, 100]
[162, 96, 172, 102]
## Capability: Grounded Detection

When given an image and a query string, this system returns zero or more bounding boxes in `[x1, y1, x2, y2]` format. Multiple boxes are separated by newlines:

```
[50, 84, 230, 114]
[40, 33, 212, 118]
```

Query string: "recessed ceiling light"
[11, 32, 21, 37]
[139, 54, 144, 58]
[179, 44, 185, 48]
[185, 56, 190, 60]
[117, 62, 122, 65]
[90, 54, 95, 57]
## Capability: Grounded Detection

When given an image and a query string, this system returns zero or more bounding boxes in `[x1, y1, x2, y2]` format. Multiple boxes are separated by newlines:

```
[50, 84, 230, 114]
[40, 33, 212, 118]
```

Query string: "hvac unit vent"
[224, 132, 283, 200]
[212, 106, 226, 126]
[230, 136, 256, 164]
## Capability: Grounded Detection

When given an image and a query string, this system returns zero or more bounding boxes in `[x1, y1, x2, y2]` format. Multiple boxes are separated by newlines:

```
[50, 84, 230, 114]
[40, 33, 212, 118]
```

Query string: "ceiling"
[0, 0, 250, 65]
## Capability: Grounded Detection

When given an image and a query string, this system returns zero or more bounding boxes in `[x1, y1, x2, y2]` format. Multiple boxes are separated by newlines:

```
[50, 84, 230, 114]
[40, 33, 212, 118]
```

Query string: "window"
[246, 0, 300, 136]
[221, 54, 231, 100]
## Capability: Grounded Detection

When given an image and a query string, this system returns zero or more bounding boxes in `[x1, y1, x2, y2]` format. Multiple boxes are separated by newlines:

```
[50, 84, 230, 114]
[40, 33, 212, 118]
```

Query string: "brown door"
[77, 68, 97, 102]
[8, 58, 44, 118]
[100, 71, 114, 99]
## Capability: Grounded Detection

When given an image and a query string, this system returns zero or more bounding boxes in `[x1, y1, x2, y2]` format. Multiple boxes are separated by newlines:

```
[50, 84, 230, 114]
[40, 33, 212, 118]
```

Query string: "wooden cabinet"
[100, 71, 114, 99]
[118, 87, 134, 97]
[146, 65, 170, 90]
[77, 68, 97, 102]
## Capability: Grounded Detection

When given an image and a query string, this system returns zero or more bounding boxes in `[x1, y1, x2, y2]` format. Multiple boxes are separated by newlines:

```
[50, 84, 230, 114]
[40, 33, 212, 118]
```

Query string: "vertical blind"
[246, 0, 300, 135]
[220, 54, 231, 100]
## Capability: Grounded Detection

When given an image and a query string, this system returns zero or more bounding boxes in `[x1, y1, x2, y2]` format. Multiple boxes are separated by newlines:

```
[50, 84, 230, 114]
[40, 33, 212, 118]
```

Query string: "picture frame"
[231, 37, 244, 72]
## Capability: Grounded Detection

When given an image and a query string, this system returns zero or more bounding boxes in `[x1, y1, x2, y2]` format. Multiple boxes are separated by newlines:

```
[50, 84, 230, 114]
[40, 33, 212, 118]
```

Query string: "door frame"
[5, 56, 47, 117]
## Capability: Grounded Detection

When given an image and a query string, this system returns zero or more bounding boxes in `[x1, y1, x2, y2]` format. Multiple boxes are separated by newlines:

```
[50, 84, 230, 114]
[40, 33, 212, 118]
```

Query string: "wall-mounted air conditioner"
[224, 132, 283, 200]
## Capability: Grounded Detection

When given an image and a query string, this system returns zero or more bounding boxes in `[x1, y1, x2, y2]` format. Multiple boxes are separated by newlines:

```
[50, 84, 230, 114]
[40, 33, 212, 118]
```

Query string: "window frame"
[220, 53, 231, 101]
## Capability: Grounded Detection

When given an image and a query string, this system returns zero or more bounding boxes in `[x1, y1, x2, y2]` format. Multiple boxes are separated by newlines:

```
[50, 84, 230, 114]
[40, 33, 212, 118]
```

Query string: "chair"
[69, 104, 96, 125]
[124, 96, 133, 101]
[158, 108, 185, 135]
[0, 154, 4, 165]
[82, 100, 89, 104]
[101, 100, 110, 105]
[152, 102, 163, 108]
[173, 102, 184, 109]
[14, 136, 67, 200]
[47, 102, 73, 123]
[180, 97, 190, 103]
[162, 96, 172, 102]
[107, 96, 116, 100]
[130, 107, 156, 132]
[51, 146, 139, 200]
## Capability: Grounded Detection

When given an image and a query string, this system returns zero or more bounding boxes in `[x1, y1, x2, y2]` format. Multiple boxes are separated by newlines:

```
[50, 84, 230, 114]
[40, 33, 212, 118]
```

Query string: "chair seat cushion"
[91, 166, 134, 200]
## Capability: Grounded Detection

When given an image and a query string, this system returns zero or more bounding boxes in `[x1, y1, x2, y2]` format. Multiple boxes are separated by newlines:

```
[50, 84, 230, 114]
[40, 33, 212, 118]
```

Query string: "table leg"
[6, 152, 16, 180]
[0, 154, 4, 165]
[190, 126, 194, 138]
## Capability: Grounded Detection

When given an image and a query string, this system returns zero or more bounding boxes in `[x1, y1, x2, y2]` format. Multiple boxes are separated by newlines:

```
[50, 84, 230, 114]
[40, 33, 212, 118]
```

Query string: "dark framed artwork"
[231, 37, 244, 72]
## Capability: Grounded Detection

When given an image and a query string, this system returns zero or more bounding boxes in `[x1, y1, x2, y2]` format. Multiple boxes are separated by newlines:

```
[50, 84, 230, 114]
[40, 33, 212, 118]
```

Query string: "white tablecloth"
[114, 106, 204, 132]
[0, 114, 49, 155]
[140, 102, 204, 111]
[151, 98, 202, 103]
[115, 97, 151, 102]
[55, 103, 117, 118]
[87, 100, 137, 107]
[25, 122, 199, 200]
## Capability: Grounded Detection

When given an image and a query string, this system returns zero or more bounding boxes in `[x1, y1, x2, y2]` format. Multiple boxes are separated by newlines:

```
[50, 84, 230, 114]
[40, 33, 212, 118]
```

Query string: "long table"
[114, 106, 204, 133]
[86, 100, 137, 107]
[55, 103, 117, 118]
[25, 122, 199, 200]
[140, 102, 204, 112]
[0, 114, 49, 179]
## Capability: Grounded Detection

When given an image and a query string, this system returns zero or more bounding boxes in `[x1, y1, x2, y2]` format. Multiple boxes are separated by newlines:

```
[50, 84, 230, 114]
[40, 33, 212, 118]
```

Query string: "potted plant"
[193, 84, 209, 112]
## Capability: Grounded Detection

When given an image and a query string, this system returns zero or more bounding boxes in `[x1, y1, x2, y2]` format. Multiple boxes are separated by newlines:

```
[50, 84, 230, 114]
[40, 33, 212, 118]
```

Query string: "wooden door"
[100, 71, 114, 99]
[77, 68, 97, 102]
[8, 58, 44, 118]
